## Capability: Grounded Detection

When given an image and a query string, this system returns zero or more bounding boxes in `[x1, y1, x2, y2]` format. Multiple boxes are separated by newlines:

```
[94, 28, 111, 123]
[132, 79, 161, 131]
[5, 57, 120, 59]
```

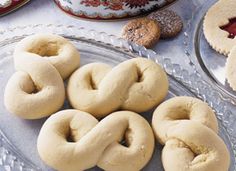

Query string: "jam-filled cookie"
[203, 0, 236, 56]
[226, 46, 236, 90]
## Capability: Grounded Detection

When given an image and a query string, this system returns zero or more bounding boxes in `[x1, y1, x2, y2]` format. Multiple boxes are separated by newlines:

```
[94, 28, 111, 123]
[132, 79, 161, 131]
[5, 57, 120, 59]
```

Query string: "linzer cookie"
[226, 46, 236, 91]
[148, 10, 183, 39]
[203, 0, 236, 56]
[122, 18, 161, 48]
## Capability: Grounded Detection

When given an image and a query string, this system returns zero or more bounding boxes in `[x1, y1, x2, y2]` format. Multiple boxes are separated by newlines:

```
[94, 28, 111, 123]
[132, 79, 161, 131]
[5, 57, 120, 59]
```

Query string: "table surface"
[0, 0, 192, 66]
[0, 0, 127, 36]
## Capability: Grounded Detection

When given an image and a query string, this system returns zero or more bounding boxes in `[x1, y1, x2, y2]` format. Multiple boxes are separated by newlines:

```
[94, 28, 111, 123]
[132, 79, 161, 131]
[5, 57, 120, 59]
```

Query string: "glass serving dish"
[0, 24, 236, 171]
[185, 0, 236, 104]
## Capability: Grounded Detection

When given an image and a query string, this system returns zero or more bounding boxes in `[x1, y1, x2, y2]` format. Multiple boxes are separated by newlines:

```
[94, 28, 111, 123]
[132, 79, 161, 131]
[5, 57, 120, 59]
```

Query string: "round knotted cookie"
[37, 110, 155, 171]
[122, 18, 161, 48]
[203, 0, 236, 56]
[226, 46, 236, 90]
[67, 58, 169, 118]
[4, 34, 80, 119]
[152, 96, 230, 171]
[14, 34, 80, 79]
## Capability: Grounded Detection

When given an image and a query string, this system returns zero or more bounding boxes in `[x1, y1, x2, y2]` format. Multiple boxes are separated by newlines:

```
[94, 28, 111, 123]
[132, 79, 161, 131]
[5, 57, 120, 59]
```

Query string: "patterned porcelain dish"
[0, 0, 30, 17]
[54, 0, 176, 20]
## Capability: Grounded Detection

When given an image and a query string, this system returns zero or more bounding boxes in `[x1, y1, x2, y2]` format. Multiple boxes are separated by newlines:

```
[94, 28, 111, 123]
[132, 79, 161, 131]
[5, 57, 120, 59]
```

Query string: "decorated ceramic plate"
[0, 24, 235, 171]
[0, 0, 30, 17]
[53, 0, 177, 20]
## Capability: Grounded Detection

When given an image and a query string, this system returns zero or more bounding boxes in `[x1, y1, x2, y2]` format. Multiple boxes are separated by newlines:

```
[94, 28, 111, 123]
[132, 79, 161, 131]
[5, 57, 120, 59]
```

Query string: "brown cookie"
[148, 9, 183, 39]
[122, 18, 161, 48]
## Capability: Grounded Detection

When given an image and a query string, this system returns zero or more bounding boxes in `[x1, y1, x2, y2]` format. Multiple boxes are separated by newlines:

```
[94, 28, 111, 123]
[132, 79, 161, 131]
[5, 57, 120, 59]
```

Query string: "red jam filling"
[220, 18, 236, 39]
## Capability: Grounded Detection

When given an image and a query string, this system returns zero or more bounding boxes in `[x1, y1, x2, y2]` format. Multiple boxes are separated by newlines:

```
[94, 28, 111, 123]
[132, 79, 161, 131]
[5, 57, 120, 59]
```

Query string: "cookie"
[203, 0, 236, 56]
[221, 18, 236, 39]
[226, 46, 236, 90]
[148, 9, 183, 39]
[122, 18, 161, 48]
[37, 110, 155, 171]
[152, 96, 230, 171]
[67, 57, 168, 118]
[4, 34, 81, 119]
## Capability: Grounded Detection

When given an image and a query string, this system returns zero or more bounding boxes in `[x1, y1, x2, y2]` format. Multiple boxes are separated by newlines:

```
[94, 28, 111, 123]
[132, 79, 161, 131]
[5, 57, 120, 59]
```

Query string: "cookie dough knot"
[14, 34, 80, 79]
[4, 34, 80, 119]
[67, 57, 169, 118]
[152, 97, 230, 171]
[37, 110, 155, 171]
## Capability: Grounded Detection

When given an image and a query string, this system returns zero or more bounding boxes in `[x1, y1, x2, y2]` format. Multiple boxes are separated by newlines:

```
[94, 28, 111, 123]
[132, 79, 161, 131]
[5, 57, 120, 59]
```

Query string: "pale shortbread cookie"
[37, 109, 154, 171]
[67, 58, 169, 118]
[152, 96, 230, 171]
[226, 46, 236, 90]
[203, 0, 236, 56]
[4, 34, 80, 119]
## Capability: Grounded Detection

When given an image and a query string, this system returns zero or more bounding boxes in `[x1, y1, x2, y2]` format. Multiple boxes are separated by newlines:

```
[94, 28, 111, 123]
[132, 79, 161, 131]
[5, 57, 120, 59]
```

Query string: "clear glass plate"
[185, 0, 236, 102]
[0, 25, 235, 171]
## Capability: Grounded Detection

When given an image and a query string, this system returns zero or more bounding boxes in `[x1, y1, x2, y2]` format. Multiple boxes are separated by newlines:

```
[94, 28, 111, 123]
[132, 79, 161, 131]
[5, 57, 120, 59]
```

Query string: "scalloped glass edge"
[0, 24, 235, 170]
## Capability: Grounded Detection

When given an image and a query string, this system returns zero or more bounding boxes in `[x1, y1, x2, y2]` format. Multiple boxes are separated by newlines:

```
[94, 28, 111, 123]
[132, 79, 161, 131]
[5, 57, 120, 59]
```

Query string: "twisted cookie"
[14, 34, 80, 79]
[37, 110, 154, 171]
[152, 96, 230, 171]
[67, 58, 168, 118]
[4, 34, 80, 119]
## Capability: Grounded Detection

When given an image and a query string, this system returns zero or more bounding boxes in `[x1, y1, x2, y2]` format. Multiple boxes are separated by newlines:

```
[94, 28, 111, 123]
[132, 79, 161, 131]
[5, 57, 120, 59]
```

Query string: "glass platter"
[0, 25, 236, 171]
[185, 0, 236, 102]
